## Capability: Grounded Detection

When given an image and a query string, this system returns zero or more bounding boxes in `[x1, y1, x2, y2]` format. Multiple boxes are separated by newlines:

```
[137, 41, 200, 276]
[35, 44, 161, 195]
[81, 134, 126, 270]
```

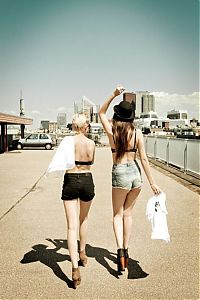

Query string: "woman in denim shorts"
[99, 86, 160, 273]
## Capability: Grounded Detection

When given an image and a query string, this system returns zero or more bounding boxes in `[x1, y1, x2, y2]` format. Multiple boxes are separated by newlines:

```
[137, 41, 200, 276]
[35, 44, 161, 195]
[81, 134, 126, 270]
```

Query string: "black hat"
[113, 101, 135, 122]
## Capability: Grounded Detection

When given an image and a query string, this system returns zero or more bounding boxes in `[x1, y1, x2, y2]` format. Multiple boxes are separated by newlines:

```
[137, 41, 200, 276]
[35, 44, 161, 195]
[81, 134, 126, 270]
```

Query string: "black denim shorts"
[61, 172, 95, 202]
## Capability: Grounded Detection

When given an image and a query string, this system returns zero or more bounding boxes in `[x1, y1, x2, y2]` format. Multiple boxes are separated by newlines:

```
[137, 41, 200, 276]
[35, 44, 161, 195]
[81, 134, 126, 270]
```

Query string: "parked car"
[14, 133, 56, 150]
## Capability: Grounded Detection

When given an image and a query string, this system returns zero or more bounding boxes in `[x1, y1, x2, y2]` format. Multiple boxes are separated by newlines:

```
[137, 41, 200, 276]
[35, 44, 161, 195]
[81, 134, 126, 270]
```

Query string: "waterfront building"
[135, 91, 155, 117]
[134, 111, 161, 131]
[140, 111, 158, 119]
[49, 122, 58, 133]
[74, 96, 100, 123]
[142, 94, 155, 113]
[166, 110, 189, 128]
[167, 109, 188, 120]
[57, 113, 67, 129]
[41, 120, 50, 131]
[123, 92, 136, 106]
[135, 108, 190, 132]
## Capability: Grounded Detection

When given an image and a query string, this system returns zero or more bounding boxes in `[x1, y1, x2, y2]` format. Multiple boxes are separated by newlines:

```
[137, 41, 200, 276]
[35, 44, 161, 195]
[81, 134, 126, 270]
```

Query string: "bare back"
[108, 128, 139, 164]
[67, 134, 95, 173]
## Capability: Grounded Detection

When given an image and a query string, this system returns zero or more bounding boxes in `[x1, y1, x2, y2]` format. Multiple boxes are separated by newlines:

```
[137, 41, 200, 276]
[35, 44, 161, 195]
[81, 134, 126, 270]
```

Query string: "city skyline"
[0, 0, 199, 128]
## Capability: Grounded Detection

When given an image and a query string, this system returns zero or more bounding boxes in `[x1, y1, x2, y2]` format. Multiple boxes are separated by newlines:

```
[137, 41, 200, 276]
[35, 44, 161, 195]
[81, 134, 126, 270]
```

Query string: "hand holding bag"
[146, 192, 170, 243]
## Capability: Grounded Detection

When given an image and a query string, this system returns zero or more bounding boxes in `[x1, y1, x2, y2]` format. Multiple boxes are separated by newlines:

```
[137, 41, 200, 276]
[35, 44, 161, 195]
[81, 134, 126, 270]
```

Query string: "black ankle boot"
[117, 248, 125, 272]
[124, 248, 129, 268]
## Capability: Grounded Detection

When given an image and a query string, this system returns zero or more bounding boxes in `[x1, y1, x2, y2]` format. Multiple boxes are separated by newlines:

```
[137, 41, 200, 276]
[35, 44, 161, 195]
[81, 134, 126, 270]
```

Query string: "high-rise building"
[141, 94, 155, 113]
[123, 92, 136, 106]
[74, 96, 100, 123]
[49, 122, 58, 133]
[41, 120, 50, 131]
[57, 113, 66, 129]
[74, 102, 83, 114]
[135, 91, 155, 117]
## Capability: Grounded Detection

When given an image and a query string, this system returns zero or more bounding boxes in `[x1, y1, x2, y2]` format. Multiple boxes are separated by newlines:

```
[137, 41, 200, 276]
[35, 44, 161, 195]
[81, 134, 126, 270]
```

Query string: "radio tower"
[19, 89, 25, 117]
[19, 89, 25, 138]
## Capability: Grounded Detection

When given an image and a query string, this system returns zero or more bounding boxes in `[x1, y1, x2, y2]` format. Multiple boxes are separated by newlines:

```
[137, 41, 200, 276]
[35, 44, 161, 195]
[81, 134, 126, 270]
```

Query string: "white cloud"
[10, 110, 17, 115]
[31, 110, 41, 115]
[152, 91, 169, 98]
[2, 110, 17, 115]
[152, 91, 200, 119]
[57, 106, 66, 112]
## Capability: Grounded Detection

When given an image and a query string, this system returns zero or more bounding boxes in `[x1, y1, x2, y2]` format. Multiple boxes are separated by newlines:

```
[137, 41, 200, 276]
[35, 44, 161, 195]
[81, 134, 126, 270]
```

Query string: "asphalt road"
[0, 147, 199, 299]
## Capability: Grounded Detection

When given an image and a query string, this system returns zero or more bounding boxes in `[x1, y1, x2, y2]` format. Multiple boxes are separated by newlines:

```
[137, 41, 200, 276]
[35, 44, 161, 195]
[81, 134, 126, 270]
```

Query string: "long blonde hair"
[112, 119, 134, 163]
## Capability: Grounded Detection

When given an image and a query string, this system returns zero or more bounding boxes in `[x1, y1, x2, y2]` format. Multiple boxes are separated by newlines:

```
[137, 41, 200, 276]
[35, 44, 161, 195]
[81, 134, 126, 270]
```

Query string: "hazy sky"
[0, 0, 199, 127]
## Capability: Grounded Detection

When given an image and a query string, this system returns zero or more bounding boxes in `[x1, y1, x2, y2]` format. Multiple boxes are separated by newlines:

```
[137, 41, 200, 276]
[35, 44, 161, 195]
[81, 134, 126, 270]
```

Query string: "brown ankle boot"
[72, 267, 81, 288]
[124, 248, 129, 268]
[117, 249, 125, 272]
[79, 250, 88, 267]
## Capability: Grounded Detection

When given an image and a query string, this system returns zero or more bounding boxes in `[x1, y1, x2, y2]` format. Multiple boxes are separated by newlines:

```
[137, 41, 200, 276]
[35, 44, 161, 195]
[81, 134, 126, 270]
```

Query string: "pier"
[0, 147, 199, 299]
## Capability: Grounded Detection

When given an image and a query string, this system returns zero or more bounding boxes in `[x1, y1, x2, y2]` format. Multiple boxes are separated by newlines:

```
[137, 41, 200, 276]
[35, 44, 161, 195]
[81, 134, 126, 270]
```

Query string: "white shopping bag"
[146, 192, 170, 243]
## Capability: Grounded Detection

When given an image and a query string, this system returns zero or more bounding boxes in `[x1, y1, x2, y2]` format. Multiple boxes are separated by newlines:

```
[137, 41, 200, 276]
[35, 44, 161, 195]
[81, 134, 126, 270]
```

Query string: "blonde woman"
[47, 114, 95, 288]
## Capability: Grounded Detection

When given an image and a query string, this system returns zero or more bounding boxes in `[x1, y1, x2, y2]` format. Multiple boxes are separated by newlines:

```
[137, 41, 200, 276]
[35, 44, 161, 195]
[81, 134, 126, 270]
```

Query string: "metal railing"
[144, 135, 200, 176]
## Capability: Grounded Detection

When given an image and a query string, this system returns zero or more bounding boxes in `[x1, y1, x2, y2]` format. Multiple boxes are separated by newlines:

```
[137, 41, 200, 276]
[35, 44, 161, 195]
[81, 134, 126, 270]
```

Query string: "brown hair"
[112, 119, 134, 163]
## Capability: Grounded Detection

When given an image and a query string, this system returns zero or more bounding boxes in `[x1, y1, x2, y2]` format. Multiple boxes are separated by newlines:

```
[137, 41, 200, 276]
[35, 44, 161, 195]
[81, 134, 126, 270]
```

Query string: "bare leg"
[79, 200, 92, 252]
[112, 188, 129, 249]
[63, 200, 79, 268]
[123, 187, 141, 249]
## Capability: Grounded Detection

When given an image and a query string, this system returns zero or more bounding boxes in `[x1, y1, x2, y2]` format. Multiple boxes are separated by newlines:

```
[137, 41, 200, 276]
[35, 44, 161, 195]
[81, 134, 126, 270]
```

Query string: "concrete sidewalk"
[0, 148, 199, 299]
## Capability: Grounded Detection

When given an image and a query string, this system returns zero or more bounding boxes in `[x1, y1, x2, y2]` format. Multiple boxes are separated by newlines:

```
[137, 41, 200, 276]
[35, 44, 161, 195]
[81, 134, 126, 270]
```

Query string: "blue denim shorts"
[112, 160, 142, 190]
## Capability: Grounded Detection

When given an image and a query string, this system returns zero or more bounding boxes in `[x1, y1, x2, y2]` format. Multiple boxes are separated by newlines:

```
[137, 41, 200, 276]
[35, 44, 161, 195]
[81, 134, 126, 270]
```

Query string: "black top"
[111, 129, 137, 153]
[75, 161, 93, 165]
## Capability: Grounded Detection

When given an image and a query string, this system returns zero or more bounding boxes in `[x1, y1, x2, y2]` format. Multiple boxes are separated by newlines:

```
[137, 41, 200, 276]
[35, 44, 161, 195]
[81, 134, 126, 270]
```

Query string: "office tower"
[49, 122, 58, 133]
[141, 94, 155, 113]
[74, 96, 100, 123]
[135, 91, 155, 117]
[57, 113, 67, 129]
[123, 92, 136, 106]
[41, 120, 50, 131]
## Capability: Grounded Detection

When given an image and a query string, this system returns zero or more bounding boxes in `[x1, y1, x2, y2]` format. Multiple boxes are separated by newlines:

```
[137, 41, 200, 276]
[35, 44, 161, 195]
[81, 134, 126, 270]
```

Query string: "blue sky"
[0, 0, 199, 127]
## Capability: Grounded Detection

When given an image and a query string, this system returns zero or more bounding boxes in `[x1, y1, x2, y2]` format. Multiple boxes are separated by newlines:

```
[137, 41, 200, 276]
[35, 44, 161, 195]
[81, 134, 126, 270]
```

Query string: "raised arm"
[137, 129, 160, 195]
[99, 86, 125, 135]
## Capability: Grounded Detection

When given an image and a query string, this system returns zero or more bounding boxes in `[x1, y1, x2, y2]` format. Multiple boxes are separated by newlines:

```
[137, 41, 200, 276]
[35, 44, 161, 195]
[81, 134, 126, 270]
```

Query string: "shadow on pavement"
[85, 243, 119, 278]
[20, 238, 148, 286]
[85, 244, 148, 279]
[20, 239, 74, 288]
[127, 258, 149, 279]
